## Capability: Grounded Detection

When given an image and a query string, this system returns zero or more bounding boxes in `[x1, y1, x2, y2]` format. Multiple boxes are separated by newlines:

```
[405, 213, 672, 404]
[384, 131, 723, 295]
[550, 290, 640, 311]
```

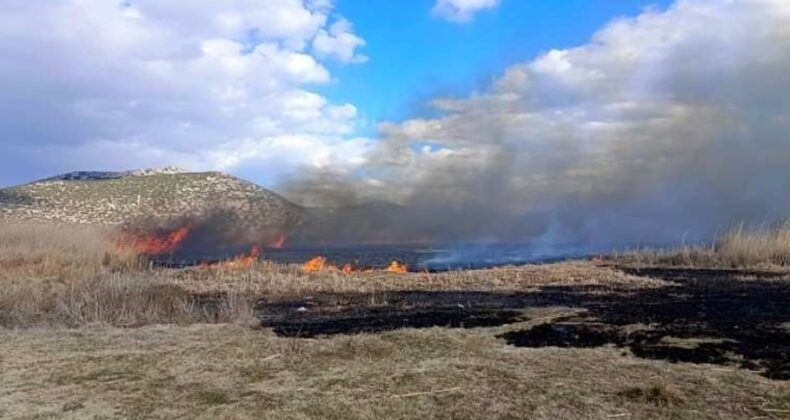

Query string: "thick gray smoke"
[285, 0, 790, 249]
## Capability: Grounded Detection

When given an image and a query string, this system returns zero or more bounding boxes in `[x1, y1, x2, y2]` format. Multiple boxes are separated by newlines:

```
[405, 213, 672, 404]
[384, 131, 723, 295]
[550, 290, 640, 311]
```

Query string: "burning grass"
[0, 222, 662, 329]
[12, 220, 790, 331]
[115, 225, 191, 255]
[2, 222, 789, 418]
[301, 255, 409, 274]
[0, 222, 258, 328]
[170, 259, 666, 299]
[200, 245, 262, 270]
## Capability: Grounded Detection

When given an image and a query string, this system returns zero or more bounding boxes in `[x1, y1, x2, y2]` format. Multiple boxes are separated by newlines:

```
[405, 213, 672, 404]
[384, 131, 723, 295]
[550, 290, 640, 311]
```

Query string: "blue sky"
[321, 0, 672, 134]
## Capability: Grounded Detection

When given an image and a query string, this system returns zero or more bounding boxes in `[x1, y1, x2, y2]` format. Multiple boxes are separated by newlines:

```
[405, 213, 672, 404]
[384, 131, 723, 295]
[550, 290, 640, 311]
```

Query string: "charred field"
[252, 267, 790, 380]
[2, 223, 790, 419]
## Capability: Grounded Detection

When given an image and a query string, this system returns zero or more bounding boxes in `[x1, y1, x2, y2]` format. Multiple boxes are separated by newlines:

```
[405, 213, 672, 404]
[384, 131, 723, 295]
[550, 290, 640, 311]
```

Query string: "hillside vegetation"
[0, 170, 303, 245]
[0, 169, 427, 246]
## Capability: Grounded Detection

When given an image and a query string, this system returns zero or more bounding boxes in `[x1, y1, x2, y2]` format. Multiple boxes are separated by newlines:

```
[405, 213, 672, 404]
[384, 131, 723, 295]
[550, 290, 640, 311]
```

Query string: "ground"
[2, 262, 789, 419]
[2, 322, 788, 419]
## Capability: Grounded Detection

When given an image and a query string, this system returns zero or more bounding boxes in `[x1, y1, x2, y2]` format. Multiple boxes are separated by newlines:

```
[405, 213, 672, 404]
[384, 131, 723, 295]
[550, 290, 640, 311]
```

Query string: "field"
[1, 223, 789, 419]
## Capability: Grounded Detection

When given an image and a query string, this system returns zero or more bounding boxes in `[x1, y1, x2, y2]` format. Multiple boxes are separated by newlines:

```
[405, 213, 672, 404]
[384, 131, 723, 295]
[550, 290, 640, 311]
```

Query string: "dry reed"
[0, 222, 256, 328]
[616, 222, 790, 269]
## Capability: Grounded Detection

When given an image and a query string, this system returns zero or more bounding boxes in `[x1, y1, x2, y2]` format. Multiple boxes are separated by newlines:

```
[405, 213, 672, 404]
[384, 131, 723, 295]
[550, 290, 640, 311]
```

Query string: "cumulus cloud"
[313, 19, 368, 63]
[0, 0, 370, 185]
[290, 0, 790, 246]
[432, 0, 500, 23]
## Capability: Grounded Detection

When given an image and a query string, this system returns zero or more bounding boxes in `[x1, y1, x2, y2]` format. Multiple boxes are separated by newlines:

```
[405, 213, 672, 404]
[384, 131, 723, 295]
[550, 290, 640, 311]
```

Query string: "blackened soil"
[249, 267, 790, 379]
[256, 291, 530, 338]
[501, 267, 790, 380]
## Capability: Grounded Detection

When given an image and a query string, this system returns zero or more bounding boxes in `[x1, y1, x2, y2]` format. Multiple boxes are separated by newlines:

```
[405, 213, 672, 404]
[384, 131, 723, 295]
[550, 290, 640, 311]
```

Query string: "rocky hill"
[0, 169, 303, 248]
[0, 169, 437, 248]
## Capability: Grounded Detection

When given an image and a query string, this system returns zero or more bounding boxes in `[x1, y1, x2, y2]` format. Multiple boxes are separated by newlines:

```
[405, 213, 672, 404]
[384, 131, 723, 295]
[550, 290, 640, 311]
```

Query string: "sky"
[323, 0, 673, 128]
[2, 0, 790, 246]
[0, 0, 670, 186]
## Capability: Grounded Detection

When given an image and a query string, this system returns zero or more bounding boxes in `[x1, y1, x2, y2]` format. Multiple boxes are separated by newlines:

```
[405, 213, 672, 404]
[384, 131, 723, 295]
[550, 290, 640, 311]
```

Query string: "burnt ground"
[253, 267, 790, 380]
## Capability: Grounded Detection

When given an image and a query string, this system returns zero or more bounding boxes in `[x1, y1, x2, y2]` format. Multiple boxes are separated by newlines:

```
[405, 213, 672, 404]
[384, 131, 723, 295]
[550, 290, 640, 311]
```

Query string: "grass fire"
[116, 226, 191, 255]
[302, 256, 409, 274]
[199, 245, 262, 270]
[2, 220, 790, 419]
[4, 0, 790, 417]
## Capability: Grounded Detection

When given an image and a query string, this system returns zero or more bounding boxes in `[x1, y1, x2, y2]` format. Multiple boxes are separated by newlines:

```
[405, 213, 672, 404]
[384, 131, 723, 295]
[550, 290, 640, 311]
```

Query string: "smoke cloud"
[285, 0, 790, 248]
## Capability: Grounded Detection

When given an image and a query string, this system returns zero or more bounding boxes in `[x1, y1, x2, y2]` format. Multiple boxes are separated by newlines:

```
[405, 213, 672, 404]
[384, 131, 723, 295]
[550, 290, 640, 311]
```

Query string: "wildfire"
[266, 233, 287, 249]
[341, 263, 354, 274]
[118, 226, 191, 255]
[302, 256, 328, 272]
[201, 245, 262, 270]
[386, 261, 408, 273]
[301, 257, 409, 274]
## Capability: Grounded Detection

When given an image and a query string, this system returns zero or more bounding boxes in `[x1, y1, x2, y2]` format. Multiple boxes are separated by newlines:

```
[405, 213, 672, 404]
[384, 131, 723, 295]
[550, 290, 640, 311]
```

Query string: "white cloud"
[313, 19, 368, 63]
[0, 0, 369, 186]
[432, 0, 500, 23]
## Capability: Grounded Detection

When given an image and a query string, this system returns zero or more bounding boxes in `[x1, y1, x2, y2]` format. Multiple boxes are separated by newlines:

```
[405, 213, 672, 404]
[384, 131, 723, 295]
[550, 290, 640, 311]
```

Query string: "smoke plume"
[285, 0, 790, 249]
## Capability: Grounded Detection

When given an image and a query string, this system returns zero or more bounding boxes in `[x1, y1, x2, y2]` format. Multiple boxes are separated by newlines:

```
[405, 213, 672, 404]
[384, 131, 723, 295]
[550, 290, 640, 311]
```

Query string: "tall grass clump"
[618, 222, 790, 269]
[0, 273, 188, 327]
[0, 222, 259, 328]
[715, 223, 790, 267]
[0, 270, 259, 328]
[0, 222, 143, 281]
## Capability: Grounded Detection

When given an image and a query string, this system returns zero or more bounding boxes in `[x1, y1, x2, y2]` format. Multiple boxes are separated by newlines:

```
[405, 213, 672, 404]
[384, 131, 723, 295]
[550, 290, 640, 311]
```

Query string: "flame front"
[302, 256, 408, 274]
[118, 226, 190, 255]
[386, 261, 408, 273]
[302, 256, 328, 272]
[201, 245, 261, 269]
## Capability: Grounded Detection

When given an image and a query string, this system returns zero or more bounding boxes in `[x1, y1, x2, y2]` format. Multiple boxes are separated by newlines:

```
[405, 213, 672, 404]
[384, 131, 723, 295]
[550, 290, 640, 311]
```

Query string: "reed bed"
[616, 223, 790, 269]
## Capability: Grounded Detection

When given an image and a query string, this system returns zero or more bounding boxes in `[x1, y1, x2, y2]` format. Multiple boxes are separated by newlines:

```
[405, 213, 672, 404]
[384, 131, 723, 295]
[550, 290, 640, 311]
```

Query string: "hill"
[0, 169, 433, 249]
[0, 169, 303, 249]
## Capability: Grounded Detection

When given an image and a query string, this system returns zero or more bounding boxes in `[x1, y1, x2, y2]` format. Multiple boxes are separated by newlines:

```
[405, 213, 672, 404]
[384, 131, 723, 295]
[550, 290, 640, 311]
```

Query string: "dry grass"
[0, 271, 258, 329]
[0, 222, 143, 281]
[620, 383, 688, 407]
[717, 223, 790, 267]
[0, 222, 259, 328]
[0, 222, 663, 329]
[0, 257, 655, 329]
[616, 223, 790, 270]
[1, 323, 787, 419]
[171, 260, 666, 298]
[2, 222, 789, 418]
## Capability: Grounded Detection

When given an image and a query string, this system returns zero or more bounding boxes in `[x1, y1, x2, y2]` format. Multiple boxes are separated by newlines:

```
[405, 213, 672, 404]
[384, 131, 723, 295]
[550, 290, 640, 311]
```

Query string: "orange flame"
[386, 261, 408, 273]
[301, 256, 408, 274]
[302, 256, 328, 272]
[266, 233, 287, 249]
[201, 245, 262, 270]
[117, 226, 190, 255]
